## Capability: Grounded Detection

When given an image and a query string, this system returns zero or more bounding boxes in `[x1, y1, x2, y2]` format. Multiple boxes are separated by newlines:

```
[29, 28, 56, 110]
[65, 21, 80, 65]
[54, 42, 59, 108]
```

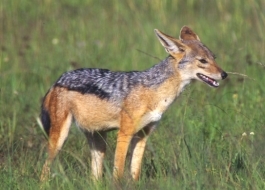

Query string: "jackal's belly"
[75, 116, 120, 131]
[68, 92, 121, 131]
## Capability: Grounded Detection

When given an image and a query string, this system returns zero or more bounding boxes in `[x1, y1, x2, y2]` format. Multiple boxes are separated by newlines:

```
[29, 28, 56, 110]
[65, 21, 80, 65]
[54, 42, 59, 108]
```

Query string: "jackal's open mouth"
[196, 73, 219, 87]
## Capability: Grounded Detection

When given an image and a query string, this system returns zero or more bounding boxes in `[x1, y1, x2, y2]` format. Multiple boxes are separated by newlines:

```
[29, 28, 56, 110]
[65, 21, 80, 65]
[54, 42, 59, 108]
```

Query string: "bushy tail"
[41, 105, 51, 135]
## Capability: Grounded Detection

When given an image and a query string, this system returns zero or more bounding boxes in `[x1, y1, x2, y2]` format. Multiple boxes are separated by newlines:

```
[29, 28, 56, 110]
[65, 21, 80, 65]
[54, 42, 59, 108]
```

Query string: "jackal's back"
[54, 60, 174, 101]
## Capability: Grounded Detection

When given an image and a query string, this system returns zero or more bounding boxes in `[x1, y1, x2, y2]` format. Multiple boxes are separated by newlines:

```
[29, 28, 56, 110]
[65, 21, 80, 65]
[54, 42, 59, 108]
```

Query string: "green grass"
[1, 0, 265, 189]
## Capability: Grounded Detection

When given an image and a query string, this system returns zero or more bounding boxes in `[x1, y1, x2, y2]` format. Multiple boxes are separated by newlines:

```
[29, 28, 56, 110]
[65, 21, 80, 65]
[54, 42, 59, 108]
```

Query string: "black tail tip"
[41, 106, 51, 135]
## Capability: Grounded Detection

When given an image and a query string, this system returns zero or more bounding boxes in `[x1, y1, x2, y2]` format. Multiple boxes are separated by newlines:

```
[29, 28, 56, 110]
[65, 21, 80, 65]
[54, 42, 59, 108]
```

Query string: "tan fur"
[68, 91, 121, 131]
[40, 26, 227, 182]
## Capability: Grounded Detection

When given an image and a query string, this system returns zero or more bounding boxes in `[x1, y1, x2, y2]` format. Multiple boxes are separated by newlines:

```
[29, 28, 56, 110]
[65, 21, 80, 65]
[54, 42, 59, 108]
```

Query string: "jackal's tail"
[41, 105, 51, 135]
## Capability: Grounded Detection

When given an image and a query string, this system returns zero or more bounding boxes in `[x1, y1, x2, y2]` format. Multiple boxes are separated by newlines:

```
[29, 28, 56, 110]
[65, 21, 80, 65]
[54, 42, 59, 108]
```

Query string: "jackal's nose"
[221, 71, 228, 79]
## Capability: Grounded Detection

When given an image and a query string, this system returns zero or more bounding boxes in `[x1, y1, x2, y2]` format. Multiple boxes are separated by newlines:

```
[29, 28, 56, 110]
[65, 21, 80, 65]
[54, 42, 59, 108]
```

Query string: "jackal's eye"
[199, 59, 207, 64]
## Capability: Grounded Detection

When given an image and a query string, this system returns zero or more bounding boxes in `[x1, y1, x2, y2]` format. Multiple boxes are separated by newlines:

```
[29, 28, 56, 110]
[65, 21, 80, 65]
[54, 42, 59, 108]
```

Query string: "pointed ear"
[179, 26, 200, 41]
[154, 29, 188, 55]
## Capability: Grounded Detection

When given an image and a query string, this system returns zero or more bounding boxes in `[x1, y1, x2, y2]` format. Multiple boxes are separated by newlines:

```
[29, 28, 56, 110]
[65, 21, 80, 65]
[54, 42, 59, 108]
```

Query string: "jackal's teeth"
[196, 73, 219, 88]
[213, 81, 219, 87]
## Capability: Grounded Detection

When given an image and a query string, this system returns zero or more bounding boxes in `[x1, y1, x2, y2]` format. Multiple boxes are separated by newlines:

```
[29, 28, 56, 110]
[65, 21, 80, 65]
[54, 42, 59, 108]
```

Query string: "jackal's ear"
[179, 26, 200, 41]
[154, 29, 188, 54]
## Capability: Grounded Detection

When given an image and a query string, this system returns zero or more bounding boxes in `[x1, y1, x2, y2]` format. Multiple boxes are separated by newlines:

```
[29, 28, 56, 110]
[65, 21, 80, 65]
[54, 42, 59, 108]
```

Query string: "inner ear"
[180, 26, 200, 41]
[154, 29, 188, 55]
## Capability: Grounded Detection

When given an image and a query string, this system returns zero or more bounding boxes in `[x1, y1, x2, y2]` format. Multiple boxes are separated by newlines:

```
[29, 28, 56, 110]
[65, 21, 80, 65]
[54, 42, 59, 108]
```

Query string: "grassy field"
[1, 0, 265, 189]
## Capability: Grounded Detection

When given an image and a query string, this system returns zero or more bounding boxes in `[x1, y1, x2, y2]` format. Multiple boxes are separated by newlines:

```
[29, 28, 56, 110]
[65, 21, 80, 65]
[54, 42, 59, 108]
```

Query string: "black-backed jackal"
[40, 26, 227, 181]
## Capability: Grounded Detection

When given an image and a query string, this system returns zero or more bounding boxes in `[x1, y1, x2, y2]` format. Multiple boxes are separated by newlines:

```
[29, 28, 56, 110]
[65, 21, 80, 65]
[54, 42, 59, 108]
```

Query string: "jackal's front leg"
[113, 130, 133, 180]
[130, 123, 156, 180]
[113, 113, 134, 180]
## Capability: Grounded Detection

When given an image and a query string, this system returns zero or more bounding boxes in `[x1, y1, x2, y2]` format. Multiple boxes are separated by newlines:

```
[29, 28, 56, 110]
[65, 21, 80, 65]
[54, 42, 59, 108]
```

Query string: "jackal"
[40, 26, 227, 181]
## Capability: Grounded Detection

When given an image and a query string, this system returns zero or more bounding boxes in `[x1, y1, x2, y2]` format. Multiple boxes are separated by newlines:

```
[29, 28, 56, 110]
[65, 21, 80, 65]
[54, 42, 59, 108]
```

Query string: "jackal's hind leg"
[40, 113, 72, 181]
[130, 123, 156, 180]
[85, 131, 107, 180]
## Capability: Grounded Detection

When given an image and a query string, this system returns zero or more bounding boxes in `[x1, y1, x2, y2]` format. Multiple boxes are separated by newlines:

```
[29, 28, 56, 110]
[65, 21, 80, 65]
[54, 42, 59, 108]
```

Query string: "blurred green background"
[1, 0, 265, 189]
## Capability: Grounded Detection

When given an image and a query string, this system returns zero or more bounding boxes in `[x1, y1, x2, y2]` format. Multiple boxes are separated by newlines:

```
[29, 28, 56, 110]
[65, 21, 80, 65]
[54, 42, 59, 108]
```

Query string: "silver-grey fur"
[55, 56, 175, 101]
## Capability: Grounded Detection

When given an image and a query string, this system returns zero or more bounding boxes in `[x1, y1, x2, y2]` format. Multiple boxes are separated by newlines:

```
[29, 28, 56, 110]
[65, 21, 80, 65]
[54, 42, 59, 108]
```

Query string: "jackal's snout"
[221, 71, 228, 80]
[196, 68, 227, 88]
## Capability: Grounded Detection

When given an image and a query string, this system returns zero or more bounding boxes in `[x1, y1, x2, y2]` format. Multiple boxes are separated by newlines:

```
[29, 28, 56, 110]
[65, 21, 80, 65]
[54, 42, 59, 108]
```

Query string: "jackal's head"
[154, 26, 227, 87]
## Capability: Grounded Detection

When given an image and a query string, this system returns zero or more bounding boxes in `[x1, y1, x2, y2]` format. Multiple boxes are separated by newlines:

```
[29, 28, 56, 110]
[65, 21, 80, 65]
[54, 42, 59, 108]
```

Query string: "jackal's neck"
[143, 56, 190, 96]
[140, 56, 176, 87]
